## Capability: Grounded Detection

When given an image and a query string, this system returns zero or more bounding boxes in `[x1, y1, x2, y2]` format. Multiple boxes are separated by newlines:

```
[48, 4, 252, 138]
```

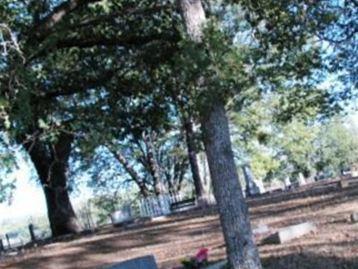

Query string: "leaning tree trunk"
[201, 102, 262, 269]
[143, 132, 163, 196]
[178, 1, 262, 268]
[183, 117, 206, 203]
[24, 133, 81, 237]
[110, 147, 151, 197]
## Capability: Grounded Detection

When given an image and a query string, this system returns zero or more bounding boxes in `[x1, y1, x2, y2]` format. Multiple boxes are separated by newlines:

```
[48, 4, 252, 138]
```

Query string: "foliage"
[88, 189, 138, 225]
[0, 0, 356, 216]
[314, 118, 358, 176]
[0, 132, 17, 203]
[232, 95, 358, 182]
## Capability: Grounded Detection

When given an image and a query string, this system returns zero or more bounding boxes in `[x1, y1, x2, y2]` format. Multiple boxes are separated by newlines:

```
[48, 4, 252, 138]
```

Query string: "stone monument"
[106, 255, 158, 269]
[242, 165, 265, 196]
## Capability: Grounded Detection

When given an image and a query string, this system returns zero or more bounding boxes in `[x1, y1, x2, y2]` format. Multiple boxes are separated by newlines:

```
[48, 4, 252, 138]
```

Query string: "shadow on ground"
[263, 252, 358, 269]
[1, 178, 357, 269]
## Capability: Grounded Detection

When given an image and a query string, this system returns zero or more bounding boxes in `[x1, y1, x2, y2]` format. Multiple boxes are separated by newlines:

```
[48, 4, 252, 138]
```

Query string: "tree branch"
[31, 0, 101, 40]
[56, 33, 179, 49]
[40, 68, 119, 99]
[74, 4, 172, 30]
[27, 32, 179, 63]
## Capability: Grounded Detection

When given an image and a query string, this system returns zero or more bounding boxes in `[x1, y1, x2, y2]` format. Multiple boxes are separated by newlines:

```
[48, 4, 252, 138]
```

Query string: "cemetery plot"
[106, 255, 158, 269]
[262, 222, 316, 244]
[0, 178, 357, 269]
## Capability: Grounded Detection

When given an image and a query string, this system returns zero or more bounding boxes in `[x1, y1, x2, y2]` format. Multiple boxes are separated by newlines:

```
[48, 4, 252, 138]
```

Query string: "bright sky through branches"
[0, 109, 357, 221]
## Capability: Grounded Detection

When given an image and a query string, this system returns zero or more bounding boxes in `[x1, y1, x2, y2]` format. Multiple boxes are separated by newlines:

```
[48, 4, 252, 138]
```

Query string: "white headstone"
[284, 176, 291, 189]
[110, 205, 132, 225]
[264, 222, 316, 244]
[298, 173, 307, 186]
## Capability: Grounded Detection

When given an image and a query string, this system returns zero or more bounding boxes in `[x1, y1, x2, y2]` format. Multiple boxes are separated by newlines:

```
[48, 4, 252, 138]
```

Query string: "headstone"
[0, 239, 4, 252]
[29, 224, 36, 242]
[298, 173, 307, 186]
[263, 222, 316, 244]
[284, 176, 291, 189]
[351, 212, 358, 223]
[106, 255, 158, 269]
[110, 205, 132, 225]
[339, 180, 349, 189]
[243, 165, 264, 196]
[255, 180, 265, 194]
[5, 234, 11, 249]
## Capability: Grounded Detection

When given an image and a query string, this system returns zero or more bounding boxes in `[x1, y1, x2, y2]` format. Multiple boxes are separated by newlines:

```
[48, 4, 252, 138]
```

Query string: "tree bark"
[201, 102, 262, 268]
[109, 147, 150, 197]
[142, 132, 162, 196]
[178, 1, 262, 268]
[183, 117, 206, 202]
[24, 133, 81, 237]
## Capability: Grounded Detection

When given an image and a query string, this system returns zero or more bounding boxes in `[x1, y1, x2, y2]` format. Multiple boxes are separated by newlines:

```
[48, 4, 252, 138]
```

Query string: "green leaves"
[38, 118, 49, 130]
[0, 132, 17, 203]
[232, 94, 358, 182]
[0, 0, 355, 200]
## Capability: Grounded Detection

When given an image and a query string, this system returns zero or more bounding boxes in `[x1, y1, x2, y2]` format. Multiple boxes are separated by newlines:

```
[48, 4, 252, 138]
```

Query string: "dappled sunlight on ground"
[1, 178, 357, 269]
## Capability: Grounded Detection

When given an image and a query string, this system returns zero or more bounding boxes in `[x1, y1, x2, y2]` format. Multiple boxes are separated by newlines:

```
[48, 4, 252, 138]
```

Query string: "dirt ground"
[1, 178, 357, 269]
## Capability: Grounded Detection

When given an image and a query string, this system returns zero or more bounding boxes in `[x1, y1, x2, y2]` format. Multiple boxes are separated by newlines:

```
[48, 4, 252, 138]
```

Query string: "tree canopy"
[0, 0, 356, 266]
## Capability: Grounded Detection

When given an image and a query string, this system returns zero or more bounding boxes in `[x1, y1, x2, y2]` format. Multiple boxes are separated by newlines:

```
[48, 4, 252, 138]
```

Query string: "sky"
[0, 154, 93, 223]
[0, 109, 358, 223]
[0, 157, 46, 220]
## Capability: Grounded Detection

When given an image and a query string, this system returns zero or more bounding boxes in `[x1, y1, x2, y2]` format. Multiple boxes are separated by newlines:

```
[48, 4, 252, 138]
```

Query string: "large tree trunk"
[201, 102, 262, 268]
[178, 1, 262, 268]
[183, 117, 206, 202]
[24, 133, 81, 237]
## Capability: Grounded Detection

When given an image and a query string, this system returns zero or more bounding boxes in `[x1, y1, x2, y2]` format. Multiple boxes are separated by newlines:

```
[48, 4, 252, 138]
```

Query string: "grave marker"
[351, 212, 358, 223]
[243, 165, 264, 196]
[106, 255, 158, 269]
[284, 176, 292, 190]
[5, 234, 10, 249]
[29, 224, 36, 242]
[298, 173, 307, 186]
[110, 205, 132, 225]
[0, 239, 4, 252]
[263, 222, 316, 244]
[339, 180, 349, 189]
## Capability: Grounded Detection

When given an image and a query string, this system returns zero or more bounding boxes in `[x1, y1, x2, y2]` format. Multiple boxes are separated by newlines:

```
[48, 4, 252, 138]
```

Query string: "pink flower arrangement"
[195, 248, 209, 263]
[178, 247, 209, 269]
